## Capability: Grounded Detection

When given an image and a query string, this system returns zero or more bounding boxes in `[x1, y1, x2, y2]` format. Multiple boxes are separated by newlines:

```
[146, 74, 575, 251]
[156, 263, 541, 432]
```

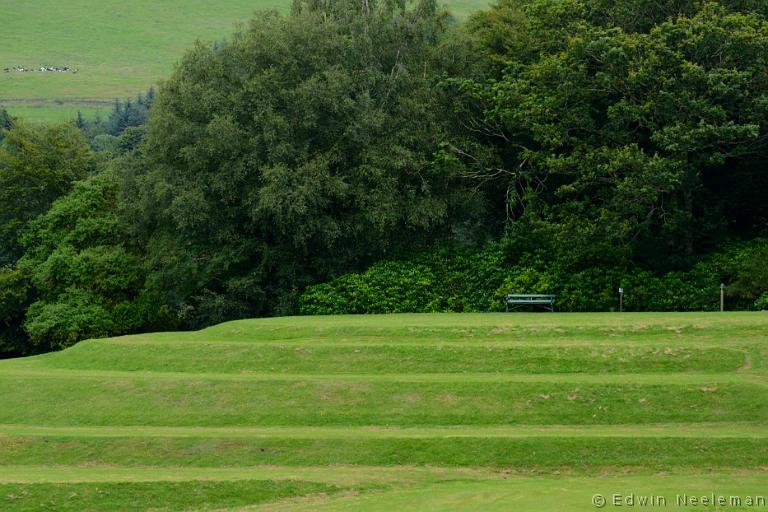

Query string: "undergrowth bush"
[299, 239, 768, 314]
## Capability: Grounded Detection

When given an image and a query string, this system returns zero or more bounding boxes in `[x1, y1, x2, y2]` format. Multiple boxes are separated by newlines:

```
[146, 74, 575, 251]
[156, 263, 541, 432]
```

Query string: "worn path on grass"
[0, 465, 499, 485]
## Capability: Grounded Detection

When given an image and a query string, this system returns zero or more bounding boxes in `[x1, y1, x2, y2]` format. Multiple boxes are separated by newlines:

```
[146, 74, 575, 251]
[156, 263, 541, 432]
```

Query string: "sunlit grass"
[1, 312, 766, 510]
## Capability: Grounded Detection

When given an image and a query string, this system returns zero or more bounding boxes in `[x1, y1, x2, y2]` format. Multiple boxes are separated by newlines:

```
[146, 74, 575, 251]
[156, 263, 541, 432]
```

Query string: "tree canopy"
[0, 122, 96, 267]
[452, 0, 768, 270]
[121, 0, 478, 325]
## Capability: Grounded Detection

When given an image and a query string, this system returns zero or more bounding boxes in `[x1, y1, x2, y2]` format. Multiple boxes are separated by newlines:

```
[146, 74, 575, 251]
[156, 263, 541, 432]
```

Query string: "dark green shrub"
[300, 262, 443, 314]
[299, 239, 768, 314]
[299, 244, 513, 314]
[18, 173, 168, 348]
[0, 267, 32, 356]
[24, 288, 115, 348]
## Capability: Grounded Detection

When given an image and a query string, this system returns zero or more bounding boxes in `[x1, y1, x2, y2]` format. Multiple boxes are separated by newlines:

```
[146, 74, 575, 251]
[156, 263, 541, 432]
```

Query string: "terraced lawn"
[0, 312, 766, 510]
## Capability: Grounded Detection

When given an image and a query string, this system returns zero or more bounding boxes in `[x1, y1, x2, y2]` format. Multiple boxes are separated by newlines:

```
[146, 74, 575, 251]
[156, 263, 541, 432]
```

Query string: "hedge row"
[299, 240, 768, 314]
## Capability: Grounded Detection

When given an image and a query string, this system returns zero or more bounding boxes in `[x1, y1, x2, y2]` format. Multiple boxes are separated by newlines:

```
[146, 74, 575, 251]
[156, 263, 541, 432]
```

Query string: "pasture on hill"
[0, 0, 487, 123]
[0, 312, 767, 510]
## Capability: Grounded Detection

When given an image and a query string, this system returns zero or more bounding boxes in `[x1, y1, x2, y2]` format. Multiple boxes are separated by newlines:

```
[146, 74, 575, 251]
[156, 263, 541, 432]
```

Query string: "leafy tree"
[0, 109, 13, 137]
[451, 2, 768, 270]
[107, 89, 155, 136]
[75, 111, 86, 130]
[123, 0, 478, 324]
[79, 87, 156, 146]
[468, 0, 768, 69]
[0, 267, 32, 356]
[18, 172, 166, 349]
[0, 122, 96, 267]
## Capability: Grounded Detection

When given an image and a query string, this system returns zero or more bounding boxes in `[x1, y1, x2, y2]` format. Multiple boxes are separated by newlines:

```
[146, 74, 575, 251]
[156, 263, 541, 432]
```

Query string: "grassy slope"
[0, 0, 488, 124]
[0, 105, 107, 124]
[1, 312, 767, 510]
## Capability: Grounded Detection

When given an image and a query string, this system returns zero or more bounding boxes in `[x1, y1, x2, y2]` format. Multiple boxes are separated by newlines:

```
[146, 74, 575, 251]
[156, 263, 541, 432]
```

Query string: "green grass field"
[1, 312, 767, 510]
[0, 0, 489, 124]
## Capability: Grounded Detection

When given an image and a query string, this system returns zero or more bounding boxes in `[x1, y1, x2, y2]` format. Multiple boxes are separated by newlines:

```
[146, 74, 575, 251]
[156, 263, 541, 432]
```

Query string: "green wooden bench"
[505, 294, 556, 312]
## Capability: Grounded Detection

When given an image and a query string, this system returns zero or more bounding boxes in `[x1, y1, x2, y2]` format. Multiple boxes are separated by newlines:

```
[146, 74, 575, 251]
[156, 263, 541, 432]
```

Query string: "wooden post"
[720, 283, 725, 312]
[619, 287, 624, 313]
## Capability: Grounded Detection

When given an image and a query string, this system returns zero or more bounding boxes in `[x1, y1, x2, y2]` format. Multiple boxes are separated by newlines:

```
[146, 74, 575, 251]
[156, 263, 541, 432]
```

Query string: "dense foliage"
[18, 173, 165, 348]
[117, 0, 478, 327]
[0, 109, 12, 137]
[1, 0, 767, 356]
[451, 0, 768, 271]
[0, 123, 97, 267]
[78, 88, 156, 155]
[300, 239, 768, 314]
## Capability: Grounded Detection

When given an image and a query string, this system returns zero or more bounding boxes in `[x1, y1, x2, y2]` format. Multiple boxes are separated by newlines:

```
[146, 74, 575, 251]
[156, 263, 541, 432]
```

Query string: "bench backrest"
[505, 293, 556, 311]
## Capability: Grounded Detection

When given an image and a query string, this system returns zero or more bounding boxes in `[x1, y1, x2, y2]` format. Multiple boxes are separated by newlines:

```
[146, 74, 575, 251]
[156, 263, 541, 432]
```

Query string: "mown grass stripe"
[0, 367, 762, 385]
[2, 423, 768, 439]
[25, 342, 748, 375]
[85, 337, 763, 347]
[0, 479, 344, 512]
[2, 376, 763, 426]
[0, 465, 498, 484]
[2, 436, 767, 470]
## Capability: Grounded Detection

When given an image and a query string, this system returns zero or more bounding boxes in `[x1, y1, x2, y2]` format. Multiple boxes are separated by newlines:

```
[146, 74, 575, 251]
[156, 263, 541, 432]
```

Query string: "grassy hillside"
[0, 0, 488, 124]
[1, 312, 767, 510]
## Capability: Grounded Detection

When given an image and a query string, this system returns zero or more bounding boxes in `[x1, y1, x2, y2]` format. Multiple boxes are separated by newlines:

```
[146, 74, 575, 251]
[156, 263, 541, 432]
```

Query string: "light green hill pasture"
[0, 0, 489, 123]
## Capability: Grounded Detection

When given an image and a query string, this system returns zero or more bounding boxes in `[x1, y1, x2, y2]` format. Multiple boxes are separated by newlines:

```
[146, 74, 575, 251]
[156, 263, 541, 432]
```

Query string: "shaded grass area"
[1, 436, 767, 470]
[0, 480, 342, 512]
[0, 376, 763, 426]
